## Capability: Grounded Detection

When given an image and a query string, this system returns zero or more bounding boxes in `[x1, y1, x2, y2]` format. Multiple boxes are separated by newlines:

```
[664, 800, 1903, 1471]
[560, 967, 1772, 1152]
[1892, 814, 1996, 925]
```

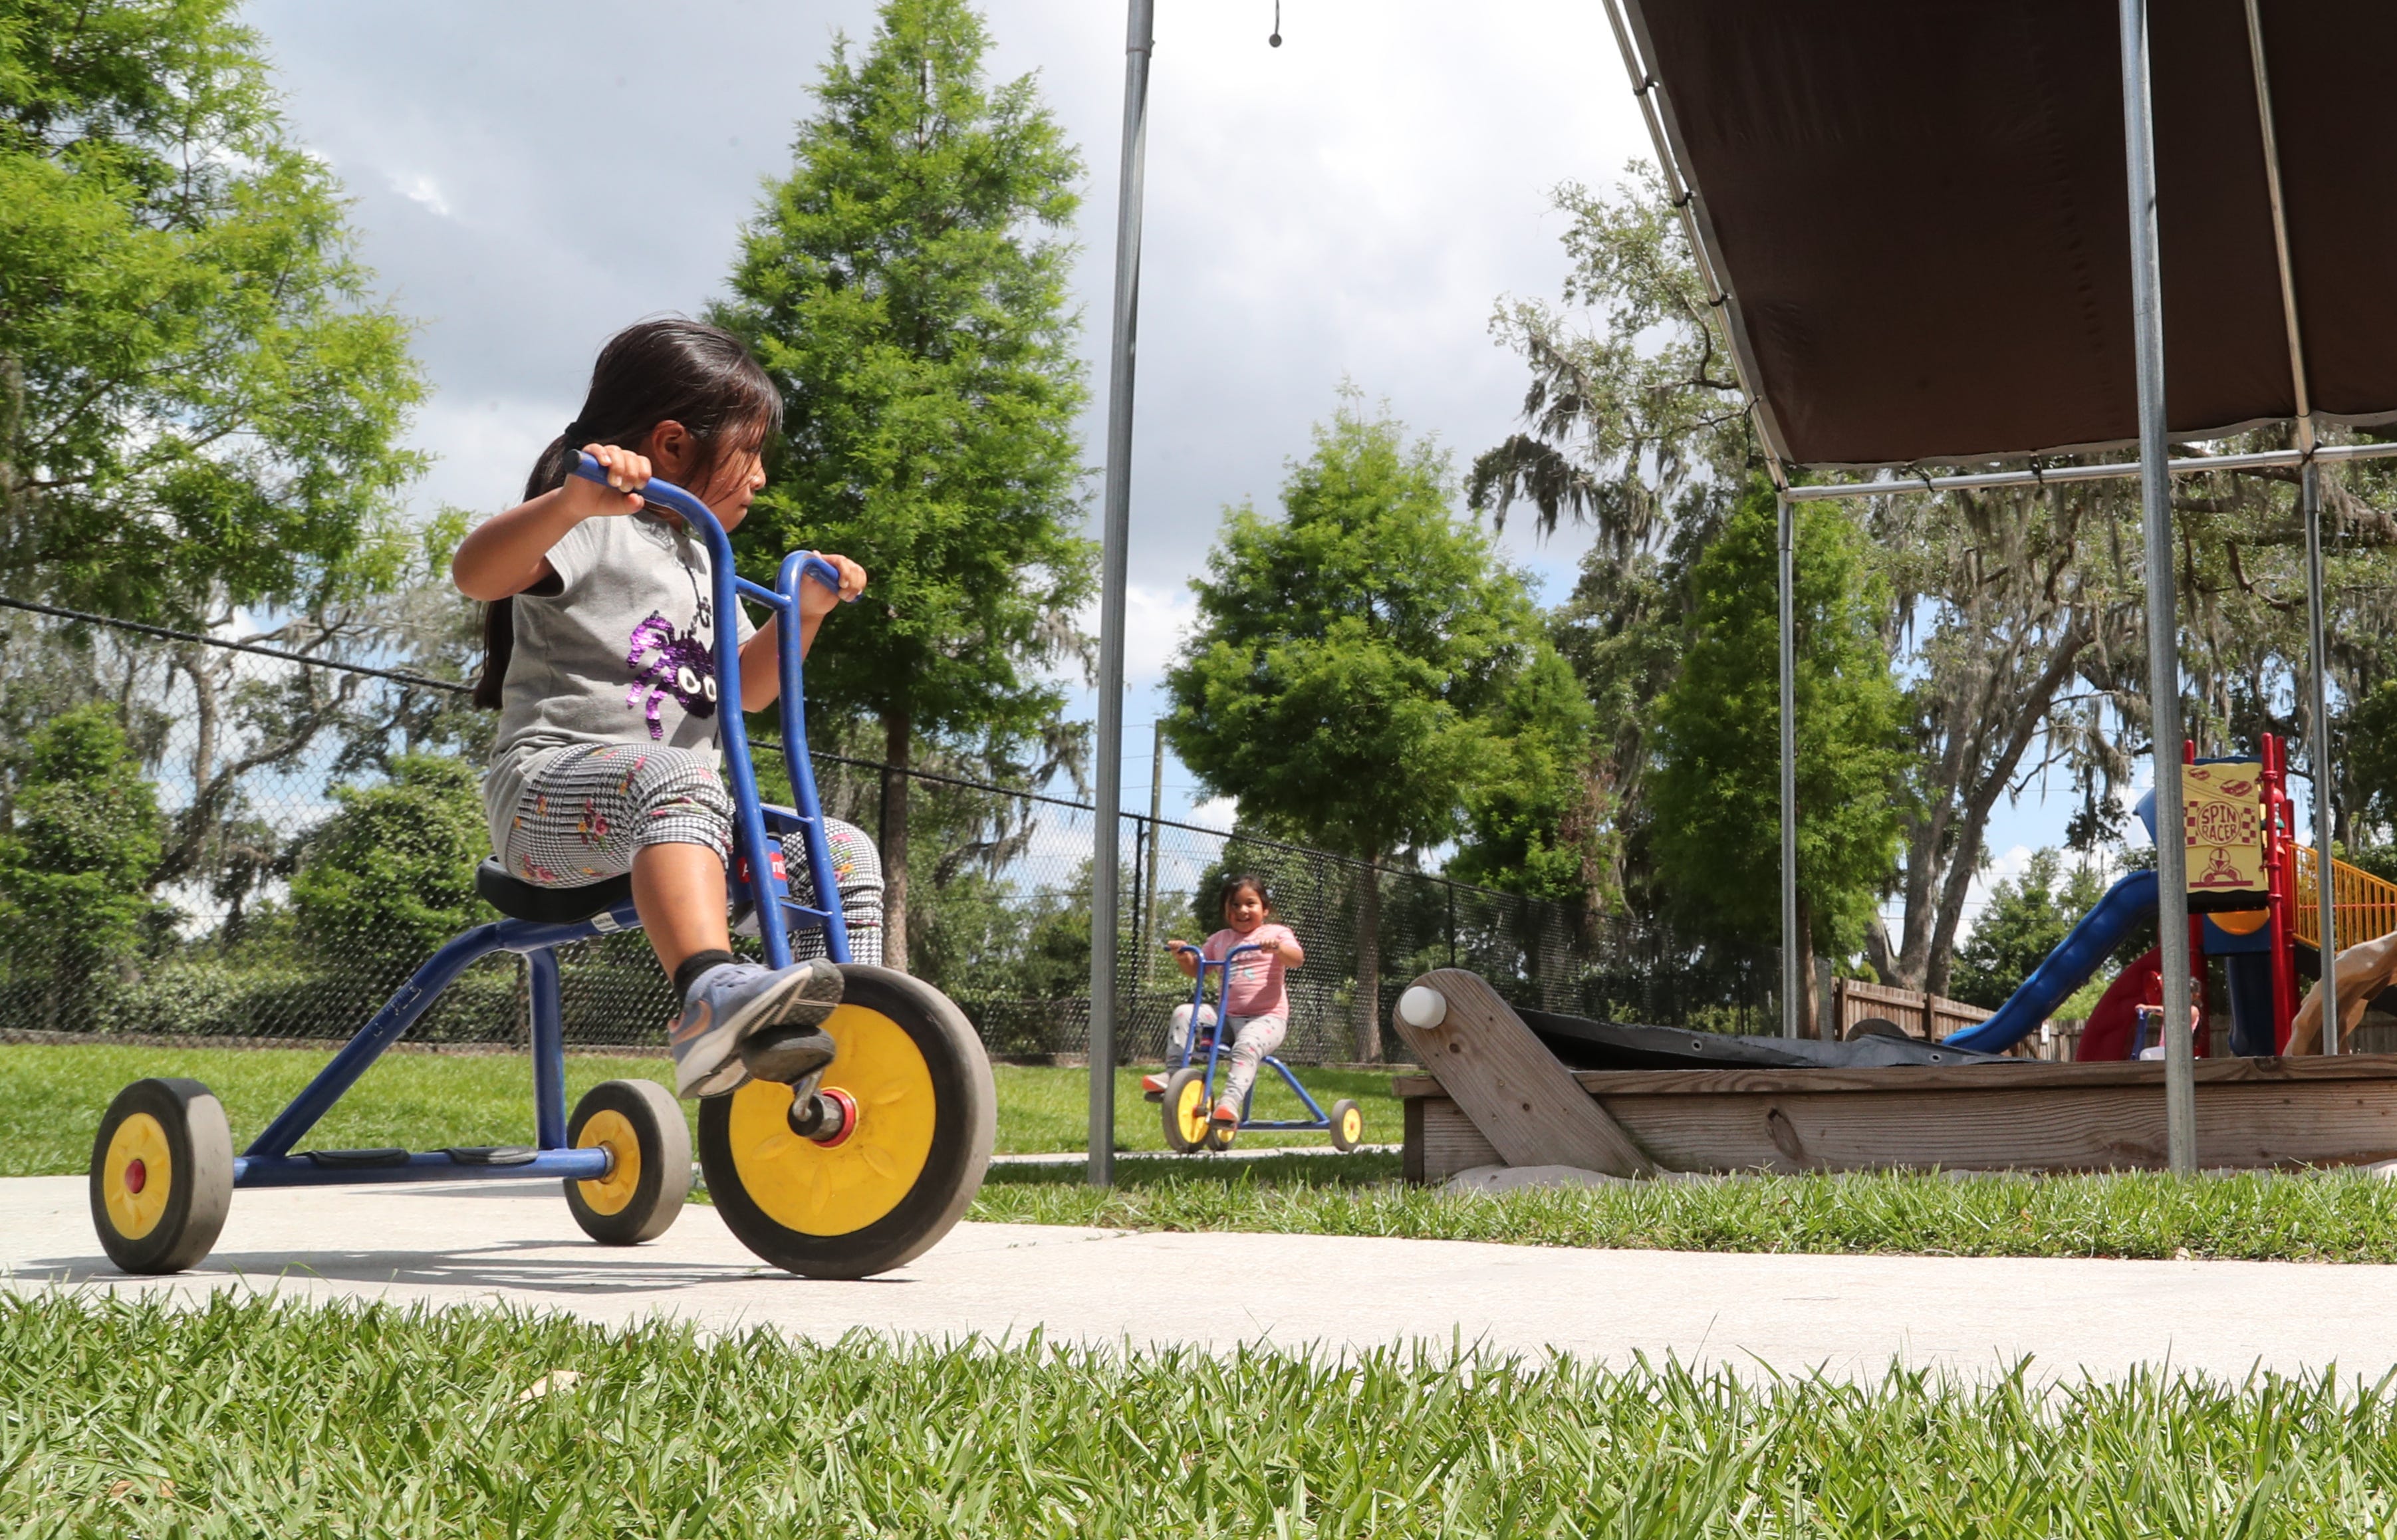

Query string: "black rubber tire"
[565, 1079, 691, 1244]
[1328, 1098, 1365, 1152]
[89, 1078, 233, 1275]
[1162, 1066, 1212, 1154]
[699, 965, 994, 1279]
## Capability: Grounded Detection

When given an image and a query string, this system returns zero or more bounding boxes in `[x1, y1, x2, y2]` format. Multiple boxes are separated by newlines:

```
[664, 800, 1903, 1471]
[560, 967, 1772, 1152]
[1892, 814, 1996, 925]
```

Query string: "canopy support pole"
[2245, 0, 2338, 1052]
[1781, 443, 2397, 503]
[1779, 492, 1800, 1039]
[2120, 0, 2196, 1172]
[2304, 462, 2338, 1051]
[1088, 0, 1155, 1188]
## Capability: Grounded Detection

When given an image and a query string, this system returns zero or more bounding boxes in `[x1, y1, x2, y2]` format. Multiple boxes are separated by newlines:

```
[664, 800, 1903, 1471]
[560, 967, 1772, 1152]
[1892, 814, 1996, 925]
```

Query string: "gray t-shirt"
[482, 509, 756, 856]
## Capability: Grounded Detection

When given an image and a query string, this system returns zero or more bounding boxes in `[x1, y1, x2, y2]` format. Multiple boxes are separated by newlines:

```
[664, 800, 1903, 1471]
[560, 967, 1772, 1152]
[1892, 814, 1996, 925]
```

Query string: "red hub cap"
[812, 1087, 860, 1149]
[124, 1158, 147, 1194]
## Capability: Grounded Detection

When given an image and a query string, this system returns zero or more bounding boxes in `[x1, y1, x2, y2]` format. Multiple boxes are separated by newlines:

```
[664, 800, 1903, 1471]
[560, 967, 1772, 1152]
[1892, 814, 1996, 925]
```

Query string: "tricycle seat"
[474, 859, 633, 926]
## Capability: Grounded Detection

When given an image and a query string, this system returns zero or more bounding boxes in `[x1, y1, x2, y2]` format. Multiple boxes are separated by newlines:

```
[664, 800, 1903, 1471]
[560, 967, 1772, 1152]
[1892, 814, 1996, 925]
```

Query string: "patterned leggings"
[1166, 1003, 1288, 1110]
[498, 743, 883, 964]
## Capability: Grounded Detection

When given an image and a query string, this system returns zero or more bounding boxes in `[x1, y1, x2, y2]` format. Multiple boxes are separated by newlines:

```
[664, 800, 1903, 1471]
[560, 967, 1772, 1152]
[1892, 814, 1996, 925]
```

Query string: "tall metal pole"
[2305, 462, 2340, 1052]
[1779, 491, 1801, 1039]
[2119, 0, 2196, 1172]
[1088, 0, 1154, 1188]
[2245, 0, 2338, 1055]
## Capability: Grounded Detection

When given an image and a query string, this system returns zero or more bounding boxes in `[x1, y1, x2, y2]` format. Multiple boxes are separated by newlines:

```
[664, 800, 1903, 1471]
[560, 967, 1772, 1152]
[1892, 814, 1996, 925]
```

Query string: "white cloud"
[391, 171, 451, 217]
[1069, 582, 1198, 689]
[1190, 795, 1239, 832]
[410, 396, 580, 519]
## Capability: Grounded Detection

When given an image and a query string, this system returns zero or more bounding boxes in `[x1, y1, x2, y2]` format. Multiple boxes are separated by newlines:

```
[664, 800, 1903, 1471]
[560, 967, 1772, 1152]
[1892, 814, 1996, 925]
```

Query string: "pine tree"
[715, 0, 1092, 969]
[1650, 481, 1910, 1035]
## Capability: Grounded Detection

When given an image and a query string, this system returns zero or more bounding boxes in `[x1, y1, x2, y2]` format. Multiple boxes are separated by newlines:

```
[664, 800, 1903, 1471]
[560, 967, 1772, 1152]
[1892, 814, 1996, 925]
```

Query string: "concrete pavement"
[6, 1173, 2389, 1380]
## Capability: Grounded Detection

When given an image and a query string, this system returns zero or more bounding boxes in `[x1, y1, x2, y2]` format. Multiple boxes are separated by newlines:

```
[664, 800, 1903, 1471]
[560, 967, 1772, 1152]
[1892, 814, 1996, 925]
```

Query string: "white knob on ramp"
[1396, 985, 1448, 1029]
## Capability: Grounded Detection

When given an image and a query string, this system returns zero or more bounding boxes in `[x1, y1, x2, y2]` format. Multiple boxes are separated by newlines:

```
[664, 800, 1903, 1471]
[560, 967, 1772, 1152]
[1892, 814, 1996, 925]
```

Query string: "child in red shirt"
[1144, 874, 1305, 1126]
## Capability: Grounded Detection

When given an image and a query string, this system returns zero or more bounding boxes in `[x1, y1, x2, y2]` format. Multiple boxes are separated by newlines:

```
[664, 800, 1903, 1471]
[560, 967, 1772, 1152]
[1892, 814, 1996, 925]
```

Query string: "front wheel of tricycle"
[1162, 1066, 1213, 1154]
[89, 1078, 233, 1275]
[697, 965, 994, 1279]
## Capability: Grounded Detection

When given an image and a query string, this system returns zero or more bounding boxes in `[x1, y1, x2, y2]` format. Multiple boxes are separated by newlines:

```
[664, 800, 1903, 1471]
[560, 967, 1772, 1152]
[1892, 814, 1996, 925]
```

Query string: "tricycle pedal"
[740, 1022, 834, 1084]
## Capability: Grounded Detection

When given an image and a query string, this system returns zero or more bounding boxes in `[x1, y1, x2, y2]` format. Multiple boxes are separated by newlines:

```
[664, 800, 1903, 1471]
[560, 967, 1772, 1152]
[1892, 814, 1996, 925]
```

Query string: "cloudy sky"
[241, 0, 2106, 923]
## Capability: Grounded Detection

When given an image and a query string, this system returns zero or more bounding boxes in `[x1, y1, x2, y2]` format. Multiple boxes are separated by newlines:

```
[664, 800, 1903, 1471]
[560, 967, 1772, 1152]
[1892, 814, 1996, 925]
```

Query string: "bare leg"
[632, 841, 731, 978]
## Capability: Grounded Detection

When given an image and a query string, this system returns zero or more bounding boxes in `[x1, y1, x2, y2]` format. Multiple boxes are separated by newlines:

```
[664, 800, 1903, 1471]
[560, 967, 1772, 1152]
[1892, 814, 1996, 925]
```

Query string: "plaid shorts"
[499, 744, 733, 884]
[496, 743, 883, 964]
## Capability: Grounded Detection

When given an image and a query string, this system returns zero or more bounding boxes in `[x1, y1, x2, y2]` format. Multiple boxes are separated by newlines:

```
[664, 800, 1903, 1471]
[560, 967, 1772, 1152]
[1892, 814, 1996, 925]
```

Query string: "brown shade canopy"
[1622, 0, 2397, 470]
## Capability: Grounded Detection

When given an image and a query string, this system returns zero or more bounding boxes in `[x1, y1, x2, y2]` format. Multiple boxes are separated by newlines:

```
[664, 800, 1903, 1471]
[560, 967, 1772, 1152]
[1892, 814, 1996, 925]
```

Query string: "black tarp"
[1623, 0, 2397, 469]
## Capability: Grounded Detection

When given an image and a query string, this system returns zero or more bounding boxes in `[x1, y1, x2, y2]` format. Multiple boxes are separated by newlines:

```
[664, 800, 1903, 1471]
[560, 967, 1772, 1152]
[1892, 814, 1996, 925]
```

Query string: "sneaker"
[1210, 1100, 1240, 1125]
[1139, 1073, 1168, 1095]
[669, 960, 844, 1098]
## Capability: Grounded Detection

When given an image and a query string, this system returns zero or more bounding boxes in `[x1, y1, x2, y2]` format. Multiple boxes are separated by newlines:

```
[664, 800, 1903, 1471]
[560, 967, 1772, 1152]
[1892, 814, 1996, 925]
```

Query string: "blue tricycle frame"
[1160, 942, 1364, 1151]
[87, 453, 997, 1277]
[239, 457, 847, 1190]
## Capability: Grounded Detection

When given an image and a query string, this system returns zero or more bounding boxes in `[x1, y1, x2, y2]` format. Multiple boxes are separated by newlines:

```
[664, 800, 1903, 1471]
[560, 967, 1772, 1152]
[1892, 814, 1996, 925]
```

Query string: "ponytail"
[471, 319, 781, 711]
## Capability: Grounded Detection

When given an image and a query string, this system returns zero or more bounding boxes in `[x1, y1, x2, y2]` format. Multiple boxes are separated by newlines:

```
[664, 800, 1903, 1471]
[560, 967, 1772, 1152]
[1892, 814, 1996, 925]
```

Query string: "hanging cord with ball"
[1269, 0, 1281, 47]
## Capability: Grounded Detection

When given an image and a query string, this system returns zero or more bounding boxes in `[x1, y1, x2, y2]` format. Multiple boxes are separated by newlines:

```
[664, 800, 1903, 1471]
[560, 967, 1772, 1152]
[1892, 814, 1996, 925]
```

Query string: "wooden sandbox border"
[1389, 970, 2397, 1182]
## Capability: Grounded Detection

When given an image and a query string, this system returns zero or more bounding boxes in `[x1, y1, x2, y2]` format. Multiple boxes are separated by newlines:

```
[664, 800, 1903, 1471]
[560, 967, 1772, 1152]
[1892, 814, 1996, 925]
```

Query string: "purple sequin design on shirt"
[625, 612, 717, 739]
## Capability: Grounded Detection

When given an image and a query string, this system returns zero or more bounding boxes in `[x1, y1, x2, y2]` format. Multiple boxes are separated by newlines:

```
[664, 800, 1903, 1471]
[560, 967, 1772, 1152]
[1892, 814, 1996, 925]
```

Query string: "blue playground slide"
[1940, 870, 2157, 1054]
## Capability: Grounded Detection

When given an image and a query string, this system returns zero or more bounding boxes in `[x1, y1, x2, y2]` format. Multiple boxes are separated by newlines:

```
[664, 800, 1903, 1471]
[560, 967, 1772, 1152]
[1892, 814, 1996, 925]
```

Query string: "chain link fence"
[0, 600, 1776, 1061]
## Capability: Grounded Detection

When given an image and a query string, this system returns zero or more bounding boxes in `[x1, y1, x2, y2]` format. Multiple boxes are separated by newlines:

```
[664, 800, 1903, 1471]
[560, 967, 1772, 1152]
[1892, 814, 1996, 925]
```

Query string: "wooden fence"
[1830, 977, 1994, 1041]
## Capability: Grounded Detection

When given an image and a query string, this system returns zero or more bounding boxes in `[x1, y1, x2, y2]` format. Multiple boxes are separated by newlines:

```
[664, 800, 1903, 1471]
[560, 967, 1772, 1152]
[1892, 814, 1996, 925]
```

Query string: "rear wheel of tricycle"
[698, 965, 994, 1279]
[89, 1079, 233, 1275]
[1328, 1098, 1365, 1152]
[1162, 1066, 1213, 1154]
[565, 1079, 691, 1244]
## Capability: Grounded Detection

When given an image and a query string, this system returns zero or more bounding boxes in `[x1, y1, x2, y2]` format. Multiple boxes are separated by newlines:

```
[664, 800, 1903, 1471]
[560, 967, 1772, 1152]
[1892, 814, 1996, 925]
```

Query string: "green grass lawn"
[0, 1043, 1394, 1178]
[23, 1043, 2397, 1265]
[6, 1291, 2392, 1537]
[979, 1154, 2397, 1263]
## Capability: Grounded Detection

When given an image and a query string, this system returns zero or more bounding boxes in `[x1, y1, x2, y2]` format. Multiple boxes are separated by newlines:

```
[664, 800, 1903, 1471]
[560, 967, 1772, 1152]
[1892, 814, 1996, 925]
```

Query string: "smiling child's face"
[1223, 885, 1269, 932]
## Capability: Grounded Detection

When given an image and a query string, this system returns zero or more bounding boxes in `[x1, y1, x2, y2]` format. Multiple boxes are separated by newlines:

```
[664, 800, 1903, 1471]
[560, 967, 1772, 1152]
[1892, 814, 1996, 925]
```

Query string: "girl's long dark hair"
[473, 318, 783, 709]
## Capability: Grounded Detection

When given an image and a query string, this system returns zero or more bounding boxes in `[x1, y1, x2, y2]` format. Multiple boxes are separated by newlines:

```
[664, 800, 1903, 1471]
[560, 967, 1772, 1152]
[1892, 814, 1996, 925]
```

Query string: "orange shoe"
[1210, 1100, 1240, 1125]
[1139, 1073, 1168, 1096]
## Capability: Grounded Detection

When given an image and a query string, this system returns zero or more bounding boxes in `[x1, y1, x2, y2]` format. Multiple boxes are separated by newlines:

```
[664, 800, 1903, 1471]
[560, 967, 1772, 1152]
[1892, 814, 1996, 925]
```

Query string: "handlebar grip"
[567, 449, 606, 485]
[797, 554, 846, 597]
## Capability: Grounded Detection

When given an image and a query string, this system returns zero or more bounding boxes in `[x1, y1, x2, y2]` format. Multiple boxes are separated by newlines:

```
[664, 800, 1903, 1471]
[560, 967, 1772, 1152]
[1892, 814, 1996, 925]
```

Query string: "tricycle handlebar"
[561, 449, 854, 969]
[567, 451, 847, 599]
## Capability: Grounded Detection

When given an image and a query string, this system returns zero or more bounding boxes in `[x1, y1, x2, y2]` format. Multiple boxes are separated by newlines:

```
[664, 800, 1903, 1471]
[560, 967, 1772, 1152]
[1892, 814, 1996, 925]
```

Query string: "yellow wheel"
[88, 1079, 232, 1275]
[565, 1079, 690, 1244]
[698, 965, 994, 1279]
[1328, 1098, 1365, 1151]
[1162, 1066, 1213, 1153]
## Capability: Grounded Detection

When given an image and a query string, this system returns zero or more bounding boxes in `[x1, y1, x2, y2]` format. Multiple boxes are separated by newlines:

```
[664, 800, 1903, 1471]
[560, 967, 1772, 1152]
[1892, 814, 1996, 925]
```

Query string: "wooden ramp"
[1390, 971, 2397, 1182]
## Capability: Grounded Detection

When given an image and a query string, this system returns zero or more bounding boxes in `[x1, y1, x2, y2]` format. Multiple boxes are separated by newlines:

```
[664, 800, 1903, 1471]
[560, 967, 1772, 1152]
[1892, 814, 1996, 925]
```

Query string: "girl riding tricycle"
[1142, 873, 1364, 1152]
[88, 320, 995, 1279]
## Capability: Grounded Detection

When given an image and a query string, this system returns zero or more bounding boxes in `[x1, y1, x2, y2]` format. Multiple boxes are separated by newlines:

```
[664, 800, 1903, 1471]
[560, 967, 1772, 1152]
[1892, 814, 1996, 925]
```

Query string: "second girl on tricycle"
[1143, 873, 1305, 1128]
